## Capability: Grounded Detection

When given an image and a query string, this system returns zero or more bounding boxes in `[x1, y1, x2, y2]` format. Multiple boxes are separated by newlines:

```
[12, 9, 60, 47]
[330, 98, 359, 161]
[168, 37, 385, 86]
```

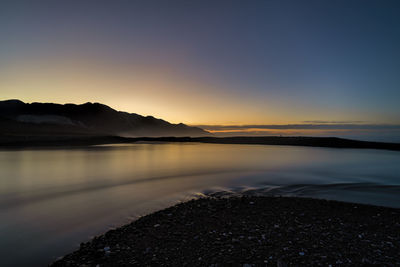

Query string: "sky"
[1, 0, 400, 131]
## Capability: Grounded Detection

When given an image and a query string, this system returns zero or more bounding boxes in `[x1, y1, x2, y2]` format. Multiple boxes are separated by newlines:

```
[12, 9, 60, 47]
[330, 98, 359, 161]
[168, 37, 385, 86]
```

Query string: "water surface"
[0, 143, 399, 266]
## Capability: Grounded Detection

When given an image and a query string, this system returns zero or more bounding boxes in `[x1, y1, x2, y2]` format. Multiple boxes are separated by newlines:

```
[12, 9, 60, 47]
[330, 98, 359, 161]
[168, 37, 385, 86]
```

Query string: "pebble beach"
[51, 196, 400, 266]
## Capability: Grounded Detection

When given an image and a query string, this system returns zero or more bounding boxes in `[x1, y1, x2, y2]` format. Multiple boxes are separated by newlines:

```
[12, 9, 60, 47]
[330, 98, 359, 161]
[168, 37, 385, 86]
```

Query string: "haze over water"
[1, 143, 399, 266]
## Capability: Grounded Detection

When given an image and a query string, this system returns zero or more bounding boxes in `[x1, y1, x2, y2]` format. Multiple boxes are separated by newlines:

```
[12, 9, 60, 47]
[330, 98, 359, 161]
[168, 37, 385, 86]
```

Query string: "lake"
[1, 143, 400, 266]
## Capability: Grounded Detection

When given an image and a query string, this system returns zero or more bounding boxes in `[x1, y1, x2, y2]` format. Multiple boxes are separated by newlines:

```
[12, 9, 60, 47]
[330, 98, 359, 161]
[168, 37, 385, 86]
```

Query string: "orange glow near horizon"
[1, 1, 400, 129]
[0, 54, 396, 126]
[204, 128, 400, 140]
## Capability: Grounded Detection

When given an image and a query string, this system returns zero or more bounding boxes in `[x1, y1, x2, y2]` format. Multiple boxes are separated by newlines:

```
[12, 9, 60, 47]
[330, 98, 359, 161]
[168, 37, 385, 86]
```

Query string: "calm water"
[1, 143, 400, 266]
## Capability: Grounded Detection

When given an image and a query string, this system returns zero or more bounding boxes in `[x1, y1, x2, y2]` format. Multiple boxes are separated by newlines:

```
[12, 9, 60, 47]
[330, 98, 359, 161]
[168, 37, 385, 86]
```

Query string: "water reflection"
[0, 143, 399, 266]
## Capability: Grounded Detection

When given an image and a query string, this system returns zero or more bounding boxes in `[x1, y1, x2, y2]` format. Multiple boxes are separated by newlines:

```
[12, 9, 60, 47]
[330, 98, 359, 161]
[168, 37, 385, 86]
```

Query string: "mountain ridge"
[0, 99, 209, 137]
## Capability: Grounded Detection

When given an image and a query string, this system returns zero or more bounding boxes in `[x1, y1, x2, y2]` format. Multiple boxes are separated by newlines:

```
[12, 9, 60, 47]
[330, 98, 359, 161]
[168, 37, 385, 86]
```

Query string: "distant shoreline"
[1, 135, 400, 151]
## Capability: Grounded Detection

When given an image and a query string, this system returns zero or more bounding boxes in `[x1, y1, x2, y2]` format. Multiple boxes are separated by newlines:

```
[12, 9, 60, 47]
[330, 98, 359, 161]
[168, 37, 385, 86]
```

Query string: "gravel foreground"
[51, 197, 400, 266]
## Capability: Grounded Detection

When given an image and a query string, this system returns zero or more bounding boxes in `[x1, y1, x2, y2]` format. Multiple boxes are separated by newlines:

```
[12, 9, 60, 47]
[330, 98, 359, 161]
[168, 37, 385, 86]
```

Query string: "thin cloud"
[302, 120, 366, 124]
[193, 124, 400, 131]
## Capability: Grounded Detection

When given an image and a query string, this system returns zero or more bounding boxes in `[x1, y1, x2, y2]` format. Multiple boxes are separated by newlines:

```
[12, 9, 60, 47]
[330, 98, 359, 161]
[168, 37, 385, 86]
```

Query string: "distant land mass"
[1, 135, 399, 151]
[1, 100, 399, 151]
[0, 99, 209, 137]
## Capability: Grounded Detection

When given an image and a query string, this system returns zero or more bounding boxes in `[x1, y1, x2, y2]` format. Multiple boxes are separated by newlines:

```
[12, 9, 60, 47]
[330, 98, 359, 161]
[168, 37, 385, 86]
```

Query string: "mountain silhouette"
[0, 100, 209, 137]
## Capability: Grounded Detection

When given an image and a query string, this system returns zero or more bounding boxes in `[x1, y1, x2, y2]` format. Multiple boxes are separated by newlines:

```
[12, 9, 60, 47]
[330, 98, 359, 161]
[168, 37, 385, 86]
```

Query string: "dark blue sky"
[1, 0, 400, 124]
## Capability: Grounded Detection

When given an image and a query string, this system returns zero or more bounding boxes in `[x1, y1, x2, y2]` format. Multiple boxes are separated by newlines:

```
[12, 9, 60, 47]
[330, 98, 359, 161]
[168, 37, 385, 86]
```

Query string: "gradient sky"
[1, 0, 400, 125]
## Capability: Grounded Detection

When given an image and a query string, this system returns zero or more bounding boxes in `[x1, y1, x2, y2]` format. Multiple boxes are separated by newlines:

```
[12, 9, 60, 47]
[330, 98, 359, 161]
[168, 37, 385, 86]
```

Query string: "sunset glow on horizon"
[1, 1, 400, 126]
